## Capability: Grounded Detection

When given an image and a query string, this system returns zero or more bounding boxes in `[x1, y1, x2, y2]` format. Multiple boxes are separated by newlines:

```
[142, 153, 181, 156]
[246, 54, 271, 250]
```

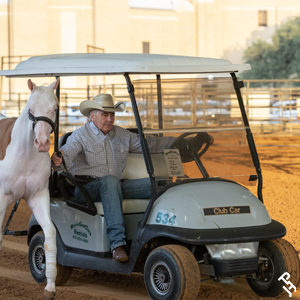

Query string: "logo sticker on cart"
[70, 222, 92, 244]
[155, 210, 177, 226]
[203, 206, 251, 216]
[163, 149, 185, 177]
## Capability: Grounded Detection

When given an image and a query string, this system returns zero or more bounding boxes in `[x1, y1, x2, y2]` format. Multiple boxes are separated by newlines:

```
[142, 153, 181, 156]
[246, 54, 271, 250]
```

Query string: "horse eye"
[54, 108, 58, 112]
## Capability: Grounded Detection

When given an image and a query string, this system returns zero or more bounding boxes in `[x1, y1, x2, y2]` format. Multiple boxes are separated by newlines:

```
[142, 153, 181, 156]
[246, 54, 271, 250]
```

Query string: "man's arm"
[51, 132, 83, 171]
[145, 135, 175, 153]
[128, 131, 214, 154]
[128, 131, 174, 153]
[51, 150, 64, 168]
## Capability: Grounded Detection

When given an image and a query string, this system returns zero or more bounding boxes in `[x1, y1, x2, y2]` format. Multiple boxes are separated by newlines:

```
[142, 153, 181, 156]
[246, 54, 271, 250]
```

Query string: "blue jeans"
[73, 175, 151, 250]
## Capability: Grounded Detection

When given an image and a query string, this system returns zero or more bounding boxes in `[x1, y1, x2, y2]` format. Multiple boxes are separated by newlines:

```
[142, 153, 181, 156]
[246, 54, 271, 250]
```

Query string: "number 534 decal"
[156, 211, 177, 226]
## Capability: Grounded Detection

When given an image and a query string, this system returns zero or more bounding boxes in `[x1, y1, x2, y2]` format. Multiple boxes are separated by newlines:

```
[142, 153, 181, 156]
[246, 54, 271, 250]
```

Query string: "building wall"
[0, 0, 300, 94]
[196, 0, 300, 64]
[129, 1, 195, 55]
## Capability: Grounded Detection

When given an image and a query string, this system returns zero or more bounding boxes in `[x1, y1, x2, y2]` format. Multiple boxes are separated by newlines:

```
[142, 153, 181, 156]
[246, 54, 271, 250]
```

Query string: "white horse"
[0, 79, 59, 300]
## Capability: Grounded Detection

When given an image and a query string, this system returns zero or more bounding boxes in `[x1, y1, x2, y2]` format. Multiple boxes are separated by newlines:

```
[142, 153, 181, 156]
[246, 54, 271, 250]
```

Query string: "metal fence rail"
[2, 80, 300, 135]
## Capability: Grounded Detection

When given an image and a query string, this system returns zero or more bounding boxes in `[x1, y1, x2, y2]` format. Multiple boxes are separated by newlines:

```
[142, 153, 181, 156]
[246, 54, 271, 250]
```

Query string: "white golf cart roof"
[0, 53, 251, 77]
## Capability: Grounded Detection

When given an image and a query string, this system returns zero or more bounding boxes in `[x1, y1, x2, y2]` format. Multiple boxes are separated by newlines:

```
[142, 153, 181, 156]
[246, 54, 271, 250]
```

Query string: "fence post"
[18, 93, 21, 115]
[112, 84, 115, 98]
[289, 88, 292, 134]
[65, 93, 68, 127]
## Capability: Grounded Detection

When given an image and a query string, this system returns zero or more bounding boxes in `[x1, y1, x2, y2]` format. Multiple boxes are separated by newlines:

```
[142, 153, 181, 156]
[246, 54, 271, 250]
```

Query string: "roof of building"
[0, 53, 251, 77]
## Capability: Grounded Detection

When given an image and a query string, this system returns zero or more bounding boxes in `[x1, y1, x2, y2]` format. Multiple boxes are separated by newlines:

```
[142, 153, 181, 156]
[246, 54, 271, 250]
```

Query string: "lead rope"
[57, 151, 70, 175]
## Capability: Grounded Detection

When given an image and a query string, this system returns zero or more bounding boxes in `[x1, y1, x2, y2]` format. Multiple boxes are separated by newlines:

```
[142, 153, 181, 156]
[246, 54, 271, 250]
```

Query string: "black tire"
[144, 245, 200, 300]
[28, 231, 73, 286]
[247, 239, 300, 297]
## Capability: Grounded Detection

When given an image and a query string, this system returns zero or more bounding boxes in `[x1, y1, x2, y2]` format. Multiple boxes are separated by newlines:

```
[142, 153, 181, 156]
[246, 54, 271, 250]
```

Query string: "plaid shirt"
[58, 122, 174, 180]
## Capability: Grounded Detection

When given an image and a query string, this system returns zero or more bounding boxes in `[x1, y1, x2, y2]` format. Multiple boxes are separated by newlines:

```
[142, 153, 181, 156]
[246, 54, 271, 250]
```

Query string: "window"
[143, 42, 150, 54]
[258, 10, 267, 27]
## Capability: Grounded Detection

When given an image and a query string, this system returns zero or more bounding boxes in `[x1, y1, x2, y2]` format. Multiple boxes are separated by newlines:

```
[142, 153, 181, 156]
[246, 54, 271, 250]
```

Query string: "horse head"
[27, 78, 59, 152]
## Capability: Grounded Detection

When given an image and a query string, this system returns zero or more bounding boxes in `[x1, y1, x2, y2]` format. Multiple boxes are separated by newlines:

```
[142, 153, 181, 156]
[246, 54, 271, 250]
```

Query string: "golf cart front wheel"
[247, 239, 300, 297]
[28, 231, 73, 286]
[144, 244, 200, 300]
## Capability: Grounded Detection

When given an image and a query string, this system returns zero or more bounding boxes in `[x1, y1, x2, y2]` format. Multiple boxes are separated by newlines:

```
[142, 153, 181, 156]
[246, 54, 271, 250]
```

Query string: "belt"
[74, 175, 97, 183]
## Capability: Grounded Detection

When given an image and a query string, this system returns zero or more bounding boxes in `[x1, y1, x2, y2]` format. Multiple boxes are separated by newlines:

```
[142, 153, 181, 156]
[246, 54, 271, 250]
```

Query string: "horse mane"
[36, 86, 59, 105]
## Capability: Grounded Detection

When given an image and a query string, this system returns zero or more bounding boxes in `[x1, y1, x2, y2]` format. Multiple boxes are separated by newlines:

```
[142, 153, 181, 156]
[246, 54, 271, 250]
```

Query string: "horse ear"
[48, 78, 60, 91]
[27, 79, 37, 92]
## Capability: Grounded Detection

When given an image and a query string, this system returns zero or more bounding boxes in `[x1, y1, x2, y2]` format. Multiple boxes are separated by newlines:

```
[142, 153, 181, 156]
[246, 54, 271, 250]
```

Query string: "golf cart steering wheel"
[169, 132, 211, 163]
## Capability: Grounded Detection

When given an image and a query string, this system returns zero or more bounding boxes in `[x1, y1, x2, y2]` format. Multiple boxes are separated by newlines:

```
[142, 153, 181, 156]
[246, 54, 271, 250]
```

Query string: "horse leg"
[26, 188, 57, 300]
[0, 190, 13, 251]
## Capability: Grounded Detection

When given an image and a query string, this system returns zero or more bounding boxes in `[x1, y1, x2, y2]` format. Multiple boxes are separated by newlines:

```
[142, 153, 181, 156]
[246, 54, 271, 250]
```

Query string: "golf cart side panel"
[50, 198, 110, 252]
[148, 181, 270, 229]
[55, 230, 137, 274]
[140, 220, 286, 246]
[50, 199, 143, 252]
[28, 213, 139, 274]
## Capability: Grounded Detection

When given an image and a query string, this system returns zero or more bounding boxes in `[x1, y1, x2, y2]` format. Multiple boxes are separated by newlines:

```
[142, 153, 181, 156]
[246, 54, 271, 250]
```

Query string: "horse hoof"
[44, 289, 56, 300]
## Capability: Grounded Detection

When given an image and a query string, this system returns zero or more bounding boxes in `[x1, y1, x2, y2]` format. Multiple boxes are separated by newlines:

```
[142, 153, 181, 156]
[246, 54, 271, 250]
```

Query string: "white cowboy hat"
[79, 94, 125, 116]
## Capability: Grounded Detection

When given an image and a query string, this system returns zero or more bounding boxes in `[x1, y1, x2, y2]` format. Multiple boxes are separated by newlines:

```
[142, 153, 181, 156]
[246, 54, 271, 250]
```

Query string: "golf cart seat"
[57, 131, 168, 216]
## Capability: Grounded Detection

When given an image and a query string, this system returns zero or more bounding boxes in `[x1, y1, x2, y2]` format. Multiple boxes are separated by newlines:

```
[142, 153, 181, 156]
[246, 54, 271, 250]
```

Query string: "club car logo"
[203, 206, 251, 216]
[70, 222, 92, 244]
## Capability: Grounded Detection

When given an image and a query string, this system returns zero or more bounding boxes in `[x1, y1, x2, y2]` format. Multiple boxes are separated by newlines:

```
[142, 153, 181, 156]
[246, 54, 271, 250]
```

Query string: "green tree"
[242, 16, 300, 81]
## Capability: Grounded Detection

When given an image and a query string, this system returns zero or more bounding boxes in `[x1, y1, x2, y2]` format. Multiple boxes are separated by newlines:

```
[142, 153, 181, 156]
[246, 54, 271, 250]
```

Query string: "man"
[51, 94, 176, 262]
[52, 94, 214, 262]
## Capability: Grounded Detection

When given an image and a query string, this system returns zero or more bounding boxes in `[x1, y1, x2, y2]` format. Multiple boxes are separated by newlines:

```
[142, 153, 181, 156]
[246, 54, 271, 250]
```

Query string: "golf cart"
[1, 53, 299, 299]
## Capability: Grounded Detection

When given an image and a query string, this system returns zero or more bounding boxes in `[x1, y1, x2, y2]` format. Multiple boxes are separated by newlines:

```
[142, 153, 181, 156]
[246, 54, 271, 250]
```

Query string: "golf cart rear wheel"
[247, 239, 300, 297]
[28, 231, 73, 286]
[144, 244, 200, 300]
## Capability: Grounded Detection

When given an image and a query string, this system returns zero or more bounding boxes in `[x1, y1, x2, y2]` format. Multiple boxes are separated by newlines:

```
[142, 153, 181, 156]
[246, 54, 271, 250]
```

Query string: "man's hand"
[209, 135, 214, 145]
[51, 150, 64, 166]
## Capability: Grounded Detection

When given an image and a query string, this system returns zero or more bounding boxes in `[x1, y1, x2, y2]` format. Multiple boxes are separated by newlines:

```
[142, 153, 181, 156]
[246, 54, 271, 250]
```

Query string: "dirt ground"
[1, 134, 300, 300]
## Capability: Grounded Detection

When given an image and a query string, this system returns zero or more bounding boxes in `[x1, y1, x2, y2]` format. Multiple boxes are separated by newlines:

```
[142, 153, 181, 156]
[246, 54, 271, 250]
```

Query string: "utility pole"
[92, 0, 96, 85]
[194, 0, 198, 56]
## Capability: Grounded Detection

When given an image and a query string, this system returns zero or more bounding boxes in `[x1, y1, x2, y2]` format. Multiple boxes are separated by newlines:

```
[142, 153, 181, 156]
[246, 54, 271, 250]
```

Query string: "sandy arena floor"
[1, 134, 300, 300]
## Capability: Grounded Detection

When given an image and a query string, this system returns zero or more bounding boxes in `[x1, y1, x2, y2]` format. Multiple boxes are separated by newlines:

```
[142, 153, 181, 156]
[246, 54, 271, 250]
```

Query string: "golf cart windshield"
[133, 77, 257, 187]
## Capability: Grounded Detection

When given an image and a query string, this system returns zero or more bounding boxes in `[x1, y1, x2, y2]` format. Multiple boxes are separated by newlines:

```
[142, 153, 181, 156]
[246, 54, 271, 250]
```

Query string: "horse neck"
[10, 104, 36, 157]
